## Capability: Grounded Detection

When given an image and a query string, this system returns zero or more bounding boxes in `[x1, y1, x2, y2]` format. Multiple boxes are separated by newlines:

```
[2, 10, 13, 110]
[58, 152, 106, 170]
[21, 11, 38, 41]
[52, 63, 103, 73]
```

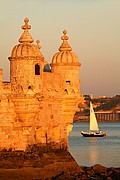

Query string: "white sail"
[90, 102, 99, 131]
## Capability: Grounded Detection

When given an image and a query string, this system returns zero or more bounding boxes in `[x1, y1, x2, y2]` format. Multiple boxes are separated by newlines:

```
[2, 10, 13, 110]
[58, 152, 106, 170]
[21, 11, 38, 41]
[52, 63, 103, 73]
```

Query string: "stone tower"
[0, 18, 83, 150]
[51, 30, 80, 92]
[51, 30, 81, 128]
[9, 18, 46, 94]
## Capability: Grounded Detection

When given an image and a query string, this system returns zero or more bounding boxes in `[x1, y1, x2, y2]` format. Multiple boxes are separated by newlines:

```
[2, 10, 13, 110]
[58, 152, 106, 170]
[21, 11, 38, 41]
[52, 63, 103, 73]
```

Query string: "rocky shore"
[0, 147, 119, 179]
[80, 164, 120, 180]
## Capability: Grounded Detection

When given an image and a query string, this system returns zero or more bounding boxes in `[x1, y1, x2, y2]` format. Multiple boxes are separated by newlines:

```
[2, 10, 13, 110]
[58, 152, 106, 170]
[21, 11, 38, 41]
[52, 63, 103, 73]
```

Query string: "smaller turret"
[51, 30, 81, 93]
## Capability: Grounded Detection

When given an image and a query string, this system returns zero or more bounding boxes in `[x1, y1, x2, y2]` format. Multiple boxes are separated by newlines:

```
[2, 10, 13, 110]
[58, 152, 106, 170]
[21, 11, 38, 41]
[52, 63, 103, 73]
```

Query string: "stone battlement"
[0, 18, 83, 150]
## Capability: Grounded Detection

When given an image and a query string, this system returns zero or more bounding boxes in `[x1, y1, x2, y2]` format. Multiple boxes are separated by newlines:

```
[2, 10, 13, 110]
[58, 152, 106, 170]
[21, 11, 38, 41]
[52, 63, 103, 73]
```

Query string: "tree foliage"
[94, 95, 120, 111]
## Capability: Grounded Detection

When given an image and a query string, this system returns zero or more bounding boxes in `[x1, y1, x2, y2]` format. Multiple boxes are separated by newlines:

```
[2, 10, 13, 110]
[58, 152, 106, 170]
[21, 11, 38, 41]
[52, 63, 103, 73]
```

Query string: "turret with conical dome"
[8, 18, 47, 94]
[51, 30, 81, 94]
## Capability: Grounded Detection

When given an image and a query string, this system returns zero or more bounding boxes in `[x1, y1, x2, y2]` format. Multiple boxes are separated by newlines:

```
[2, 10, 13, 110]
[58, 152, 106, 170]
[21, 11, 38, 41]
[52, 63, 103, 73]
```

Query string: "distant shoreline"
[73, 120, 120, 123]
[73, 117, 120, 123]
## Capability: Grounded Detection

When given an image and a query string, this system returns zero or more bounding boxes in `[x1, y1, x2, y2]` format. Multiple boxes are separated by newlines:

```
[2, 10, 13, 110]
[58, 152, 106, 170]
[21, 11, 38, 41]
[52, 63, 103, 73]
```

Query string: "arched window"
[35, 64, 40, 75]
[64, 89, 69, 95]
[28, 86, 31, 89]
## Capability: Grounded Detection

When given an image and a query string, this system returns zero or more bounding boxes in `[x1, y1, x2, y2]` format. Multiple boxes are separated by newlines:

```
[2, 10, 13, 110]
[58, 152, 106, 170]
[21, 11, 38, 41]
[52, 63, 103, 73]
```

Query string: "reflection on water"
[89, 138, 98, 165]
[89, 137, 98, 143]
[89, 145, 98, 165]
[68, 122, 120, 167]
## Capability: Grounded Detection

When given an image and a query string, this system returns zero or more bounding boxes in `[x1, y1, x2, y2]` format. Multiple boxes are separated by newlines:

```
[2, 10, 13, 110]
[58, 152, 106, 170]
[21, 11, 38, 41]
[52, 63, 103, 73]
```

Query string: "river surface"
[68, 122, 120, 167]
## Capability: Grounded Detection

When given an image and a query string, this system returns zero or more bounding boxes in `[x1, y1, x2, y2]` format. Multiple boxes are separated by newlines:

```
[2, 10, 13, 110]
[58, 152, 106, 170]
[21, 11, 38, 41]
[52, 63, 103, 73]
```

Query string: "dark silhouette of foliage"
[95, 95, 120, 111]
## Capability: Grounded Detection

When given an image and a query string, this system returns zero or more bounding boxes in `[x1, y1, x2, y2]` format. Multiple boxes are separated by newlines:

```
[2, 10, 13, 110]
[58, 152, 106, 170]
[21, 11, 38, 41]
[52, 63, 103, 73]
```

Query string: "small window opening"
[35, 64, 40, 75]
[66, 81, 70, 85]
[28, 86, 31, 89]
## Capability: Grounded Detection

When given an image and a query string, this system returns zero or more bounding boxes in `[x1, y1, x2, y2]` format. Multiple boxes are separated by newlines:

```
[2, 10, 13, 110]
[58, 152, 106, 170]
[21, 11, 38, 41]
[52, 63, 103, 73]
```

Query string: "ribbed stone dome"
[11, 43, 43, 57]
[52, 30, 79, 64]
[10, 18, 43, 59]
[52, 51, 79, 63]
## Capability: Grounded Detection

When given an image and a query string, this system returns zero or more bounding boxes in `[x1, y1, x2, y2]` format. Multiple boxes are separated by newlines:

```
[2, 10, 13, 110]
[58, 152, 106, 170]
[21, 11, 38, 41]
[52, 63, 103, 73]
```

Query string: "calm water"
[68, 122, 120, 167]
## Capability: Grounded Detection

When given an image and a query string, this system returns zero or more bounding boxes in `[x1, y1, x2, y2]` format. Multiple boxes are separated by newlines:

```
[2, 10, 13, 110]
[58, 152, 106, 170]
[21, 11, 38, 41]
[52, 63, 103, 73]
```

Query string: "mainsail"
[90, 102, 99, 131]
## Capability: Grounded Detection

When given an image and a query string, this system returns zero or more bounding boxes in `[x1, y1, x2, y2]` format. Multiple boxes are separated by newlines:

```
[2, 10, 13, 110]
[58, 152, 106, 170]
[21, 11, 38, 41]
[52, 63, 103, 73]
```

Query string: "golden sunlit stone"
[52, 30, 80, 64]
[0, 18, 84, 150]
[19, 17, 33, 43]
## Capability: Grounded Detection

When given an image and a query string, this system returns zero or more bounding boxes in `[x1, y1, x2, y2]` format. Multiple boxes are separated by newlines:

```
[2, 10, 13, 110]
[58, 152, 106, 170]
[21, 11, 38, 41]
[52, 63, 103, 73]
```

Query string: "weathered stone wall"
[0, 94, 17, 149]
[42, 72, 64, 97]
[0, 91, 68, 150]
[9, 58, 47, 93]
[0, 18, 83, 151]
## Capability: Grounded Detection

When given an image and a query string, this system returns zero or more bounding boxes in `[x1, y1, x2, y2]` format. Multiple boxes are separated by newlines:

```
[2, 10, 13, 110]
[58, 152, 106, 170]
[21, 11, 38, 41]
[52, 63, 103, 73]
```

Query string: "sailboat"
[81, 102, 106, 137]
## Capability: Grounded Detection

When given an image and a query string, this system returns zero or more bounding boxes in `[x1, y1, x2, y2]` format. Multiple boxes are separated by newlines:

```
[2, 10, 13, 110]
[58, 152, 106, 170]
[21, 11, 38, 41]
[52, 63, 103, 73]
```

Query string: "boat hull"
[81, 102, 106, 137]
[81, 131, 106, 137]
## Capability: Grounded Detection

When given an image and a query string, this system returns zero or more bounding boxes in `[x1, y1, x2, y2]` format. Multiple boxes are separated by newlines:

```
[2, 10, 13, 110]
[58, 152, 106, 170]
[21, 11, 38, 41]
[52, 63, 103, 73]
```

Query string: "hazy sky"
[0, 0, 120, 97]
